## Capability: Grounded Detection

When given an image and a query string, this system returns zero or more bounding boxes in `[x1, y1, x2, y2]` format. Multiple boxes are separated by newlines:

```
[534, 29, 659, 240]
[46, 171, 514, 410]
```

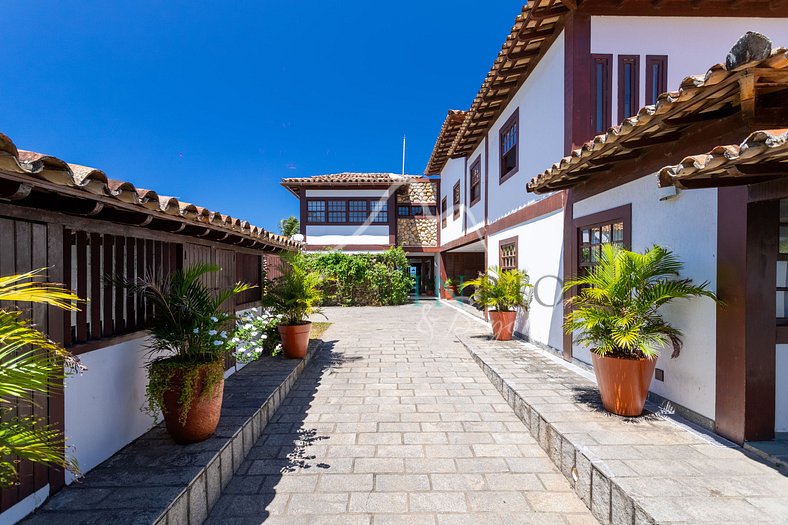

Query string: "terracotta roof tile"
[658, 129, 788, 189]
[528, 35, 788, 194]
[0, 132, 299, 250]
[425, 0, 568, 174]
[281, 172, 423, 186]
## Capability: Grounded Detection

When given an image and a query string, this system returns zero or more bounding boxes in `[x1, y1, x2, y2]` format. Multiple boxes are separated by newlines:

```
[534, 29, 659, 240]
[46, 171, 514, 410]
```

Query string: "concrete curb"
[458, 335, 656, 525]
[154, 341, 321, 525]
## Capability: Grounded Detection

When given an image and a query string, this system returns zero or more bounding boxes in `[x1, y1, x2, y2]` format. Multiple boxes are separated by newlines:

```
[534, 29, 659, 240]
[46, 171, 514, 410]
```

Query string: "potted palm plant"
[264, 256, 323, 359]
[0, 269, 83, 486]
[119, 264, 251, 444]
[462, 267, 531, 341]
[564, 244, 718, 417]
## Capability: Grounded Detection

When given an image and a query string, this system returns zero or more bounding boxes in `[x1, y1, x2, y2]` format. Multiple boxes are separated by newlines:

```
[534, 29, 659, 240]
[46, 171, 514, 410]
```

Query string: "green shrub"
[298, 247, 413, 306]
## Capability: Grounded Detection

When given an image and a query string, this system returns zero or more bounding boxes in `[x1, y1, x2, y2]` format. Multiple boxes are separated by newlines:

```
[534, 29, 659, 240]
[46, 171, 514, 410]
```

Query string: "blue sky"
[2, 1, 522, 232]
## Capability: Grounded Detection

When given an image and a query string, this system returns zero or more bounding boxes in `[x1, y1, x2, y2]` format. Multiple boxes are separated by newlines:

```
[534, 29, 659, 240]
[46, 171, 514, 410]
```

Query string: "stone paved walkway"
[206, 302, 597, 524]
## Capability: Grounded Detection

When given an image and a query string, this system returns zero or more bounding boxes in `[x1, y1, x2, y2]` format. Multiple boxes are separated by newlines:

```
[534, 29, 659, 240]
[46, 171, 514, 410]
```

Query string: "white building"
[424, 1, 788, 446]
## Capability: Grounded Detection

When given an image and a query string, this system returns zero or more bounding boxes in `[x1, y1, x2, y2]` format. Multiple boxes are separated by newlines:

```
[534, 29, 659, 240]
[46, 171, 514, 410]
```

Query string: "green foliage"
[461, 267, 532, 312]
[117, 263, 251, 421]
[229, 308, 283, 362]
[146, 358, 224, 425]
[564, 244, 719, 359]
[279, 216, 300, 238]
[0, 269, 83, 486]
[298, 247, 414, 306]
[117, 263, 251, 362]
[263, 254, 324, 325]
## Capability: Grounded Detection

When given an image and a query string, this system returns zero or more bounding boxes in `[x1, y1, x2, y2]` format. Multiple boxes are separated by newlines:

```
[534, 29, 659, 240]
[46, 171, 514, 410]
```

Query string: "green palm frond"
[461, 266, 532, 312]
[563, 244, 719, 359]
[0, 269, 83, 487]
[263, 255, 324, 325]
[0, 269, 81, 310]
[114, 263, 253, 361]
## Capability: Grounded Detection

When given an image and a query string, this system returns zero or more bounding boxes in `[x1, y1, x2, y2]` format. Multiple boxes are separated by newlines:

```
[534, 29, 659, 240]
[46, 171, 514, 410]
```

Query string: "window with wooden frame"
[327, 200, 347, 223]
[348, 200, 368, 223]
[645, 55, 668, 106]
[575, 205, 631, 279]
[499, 110, 519, 183]
[397, 205, 411, 217]
[469, 157, 482, 206]
[452, 181, 461, 219]
[441, 197, 448, 228]
[591, 54, 612, 135]
[618, 55, 640, 121]
[307, 200, 326, 223]
[499, 237, 518, 271]
[370, 200, 388, 223]
[777, 200, 788, 324]
[399, 204, 437, 218]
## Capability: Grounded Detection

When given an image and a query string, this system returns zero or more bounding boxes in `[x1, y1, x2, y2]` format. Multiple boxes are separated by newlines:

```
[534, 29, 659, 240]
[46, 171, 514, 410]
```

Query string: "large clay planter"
[591, 353, 657, 417]
[279, 322, 312, 359]
[489, 310, 517, 341]
[160, 360, 224, 444]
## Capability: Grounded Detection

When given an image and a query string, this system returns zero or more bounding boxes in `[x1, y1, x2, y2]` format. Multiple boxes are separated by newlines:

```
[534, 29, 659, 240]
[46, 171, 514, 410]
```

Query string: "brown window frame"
[469, 157, 482, 206]
[441, 197, 448, 228]
[591, 54, 613, 135]
[777, 199, 788, 325]
[452, 181, 461, 219]
[617, 55, 640, 122]
[499, 236, 518, 272]
[499, 109, 519, 184]
[304, 198, 387, 225]
[645, 55, 668, 106]
[572, 204, 632, 281]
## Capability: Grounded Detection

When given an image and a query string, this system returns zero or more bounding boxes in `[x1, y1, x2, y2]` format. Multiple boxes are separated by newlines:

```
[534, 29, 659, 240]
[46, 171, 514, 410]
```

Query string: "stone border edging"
[154, 342, 320, 525]
[458, 335, 656, 525]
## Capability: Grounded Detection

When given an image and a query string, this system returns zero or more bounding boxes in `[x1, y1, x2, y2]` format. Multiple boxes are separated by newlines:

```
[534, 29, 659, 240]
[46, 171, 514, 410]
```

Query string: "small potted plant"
[443, 278, 457, 299]
[263, 256, 324, 359]
[119, 264, 252, 444]
[462, 267, 531, 341]
[564, 244, 718, 417]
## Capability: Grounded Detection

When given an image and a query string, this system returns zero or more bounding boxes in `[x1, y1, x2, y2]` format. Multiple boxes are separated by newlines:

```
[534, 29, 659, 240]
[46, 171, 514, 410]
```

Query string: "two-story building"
[281, 172, 440, 295]
[424, 1, 788, 445]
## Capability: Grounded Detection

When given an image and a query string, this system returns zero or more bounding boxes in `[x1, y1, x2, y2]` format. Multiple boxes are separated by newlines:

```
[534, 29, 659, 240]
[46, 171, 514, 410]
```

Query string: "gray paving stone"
[204, 304, 595, 524]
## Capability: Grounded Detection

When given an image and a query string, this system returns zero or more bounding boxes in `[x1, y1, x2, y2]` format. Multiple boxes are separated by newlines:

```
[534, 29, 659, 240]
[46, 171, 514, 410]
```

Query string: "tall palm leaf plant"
[564, 244, 718, 360]
[462, 267, 532, 312]
[117, 263, 252, 439]
[0, 269, 83, 487]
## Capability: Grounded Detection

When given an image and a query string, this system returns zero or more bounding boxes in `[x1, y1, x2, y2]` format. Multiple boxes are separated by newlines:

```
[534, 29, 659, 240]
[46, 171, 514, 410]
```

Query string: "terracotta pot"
[489, 310, 517, 341]
[160, 360, 224, 444]
[591, 353, 657, 417]
[279, 322, 312, 359]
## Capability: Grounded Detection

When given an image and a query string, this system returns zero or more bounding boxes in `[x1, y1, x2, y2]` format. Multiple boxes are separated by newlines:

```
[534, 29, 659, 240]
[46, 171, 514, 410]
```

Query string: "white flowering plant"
[227, 308, 283, 363]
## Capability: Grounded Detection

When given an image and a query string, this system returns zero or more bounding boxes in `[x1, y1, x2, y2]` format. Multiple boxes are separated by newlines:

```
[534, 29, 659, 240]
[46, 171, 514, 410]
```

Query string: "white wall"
[305, 225, 390, 246]
[777, 344, 788, 432]
[591, 16, 788, 125]
[304, 188, 392, 246]
[465, 140, 486, 234]
[488, 209, 565, 351]
[438, 157, 466, 245]
[486, 31, 565, 223]
[573, 175, 719, 420]
[64, 337, 157, 483]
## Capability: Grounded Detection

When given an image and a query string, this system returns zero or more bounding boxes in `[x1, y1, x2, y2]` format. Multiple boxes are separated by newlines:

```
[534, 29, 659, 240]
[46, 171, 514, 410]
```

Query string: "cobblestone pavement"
[206, 302, 597, 524]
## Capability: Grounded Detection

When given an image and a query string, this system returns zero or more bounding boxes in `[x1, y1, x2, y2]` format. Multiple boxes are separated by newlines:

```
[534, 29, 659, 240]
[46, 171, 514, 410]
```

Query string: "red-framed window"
[441, 197, 448, 228]
[591, 54, 613, 135]
[499, 109, 519, 183]
[452, 181, 461, 219]
[398, 204, 437, 218]
[305, 198, 388, 225]
[618, 55, 640, 121]
[646, 55, 668, 106]
[470, 157, 482, 206]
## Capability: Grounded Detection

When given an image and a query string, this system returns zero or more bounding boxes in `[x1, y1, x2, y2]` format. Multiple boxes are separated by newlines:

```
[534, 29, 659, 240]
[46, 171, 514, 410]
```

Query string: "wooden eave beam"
[529, 5, 570, 19]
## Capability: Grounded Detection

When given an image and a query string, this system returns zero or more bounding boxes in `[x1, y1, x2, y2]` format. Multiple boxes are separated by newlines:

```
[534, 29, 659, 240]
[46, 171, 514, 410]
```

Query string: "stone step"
[457, 333, 788, 525]
[21, 343, 320, 525]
